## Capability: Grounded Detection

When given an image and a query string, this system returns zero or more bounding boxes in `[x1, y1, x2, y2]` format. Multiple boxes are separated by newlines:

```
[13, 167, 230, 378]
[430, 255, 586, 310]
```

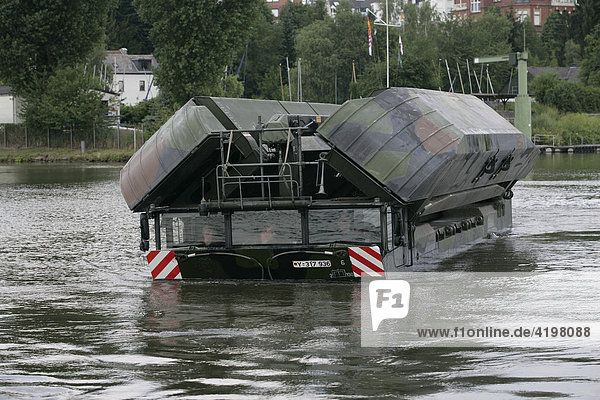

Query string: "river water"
[0, 154, 599, 399]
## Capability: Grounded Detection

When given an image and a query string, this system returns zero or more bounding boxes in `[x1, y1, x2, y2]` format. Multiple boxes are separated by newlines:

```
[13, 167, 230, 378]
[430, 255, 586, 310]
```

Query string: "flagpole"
[368, 4, 401, 89]
[387, 1, 392, 87]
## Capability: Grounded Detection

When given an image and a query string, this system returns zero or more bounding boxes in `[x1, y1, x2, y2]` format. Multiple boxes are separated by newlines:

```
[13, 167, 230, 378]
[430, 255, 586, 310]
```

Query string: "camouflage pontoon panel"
[194, 97, 340, 130]
[281, 101, 340, 117]
[121, 97, 341, 211]
[120, 100, 226, 210]
[317, 87, 538, 204]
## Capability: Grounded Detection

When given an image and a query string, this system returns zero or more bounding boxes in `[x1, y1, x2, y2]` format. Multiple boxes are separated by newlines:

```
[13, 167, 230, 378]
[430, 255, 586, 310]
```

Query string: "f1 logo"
[369, 280, 411, 331]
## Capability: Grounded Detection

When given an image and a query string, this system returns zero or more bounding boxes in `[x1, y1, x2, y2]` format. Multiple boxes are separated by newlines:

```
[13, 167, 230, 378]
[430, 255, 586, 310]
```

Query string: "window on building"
[139, 80, 145, 92]
[133, 59, 152, 71]
[118, 80, 124, 93]
[534, 9, 541, 26]
[516, 9, 529, 22]
[470, 0, 480, 13]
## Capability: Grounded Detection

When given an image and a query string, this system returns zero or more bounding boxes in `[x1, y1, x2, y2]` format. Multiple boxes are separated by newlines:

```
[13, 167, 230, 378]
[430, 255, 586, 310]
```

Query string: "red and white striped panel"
[146, 250, 182, 280]
[348, 246, 385, 277]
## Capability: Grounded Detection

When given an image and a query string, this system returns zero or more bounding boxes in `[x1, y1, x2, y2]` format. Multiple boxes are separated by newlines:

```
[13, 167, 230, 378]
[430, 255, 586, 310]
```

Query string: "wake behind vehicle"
[120, 88, 539, 280]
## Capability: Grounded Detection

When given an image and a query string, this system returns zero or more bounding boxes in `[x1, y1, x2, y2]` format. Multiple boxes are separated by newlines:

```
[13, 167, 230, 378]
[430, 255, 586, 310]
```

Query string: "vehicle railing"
[216, 161, 301, 208]
[213, 119, 318, 205]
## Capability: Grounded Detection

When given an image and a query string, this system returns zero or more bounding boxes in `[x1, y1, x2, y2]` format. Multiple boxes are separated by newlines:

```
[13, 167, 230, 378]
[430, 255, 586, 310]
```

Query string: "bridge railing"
[532, 134, 556, 146]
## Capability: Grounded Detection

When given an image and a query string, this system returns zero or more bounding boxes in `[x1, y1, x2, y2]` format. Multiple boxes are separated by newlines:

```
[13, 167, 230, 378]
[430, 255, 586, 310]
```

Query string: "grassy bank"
[0, 148, 134, 163]
[532, 103, 600, 145]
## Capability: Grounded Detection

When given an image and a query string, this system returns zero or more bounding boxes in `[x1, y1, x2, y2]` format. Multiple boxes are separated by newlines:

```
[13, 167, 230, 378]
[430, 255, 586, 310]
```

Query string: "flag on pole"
[398, 31, 403, 67]
[399, 32, 404, 56]
[398, 33, 404, 68]
[367, 17, 373, 56]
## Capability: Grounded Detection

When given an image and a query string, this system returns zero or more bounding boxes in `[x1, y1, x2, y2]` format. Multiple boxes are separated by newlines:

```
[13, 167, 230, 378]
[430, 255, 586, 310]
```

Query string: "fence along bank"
[120, 87, 539, 280]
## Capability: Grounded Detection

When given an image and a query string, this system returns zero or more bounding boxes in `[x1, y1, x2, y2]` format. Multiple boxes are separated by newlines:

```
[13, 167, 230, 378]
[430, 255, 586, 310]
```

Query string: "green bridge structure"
[473, 52, 531, 139]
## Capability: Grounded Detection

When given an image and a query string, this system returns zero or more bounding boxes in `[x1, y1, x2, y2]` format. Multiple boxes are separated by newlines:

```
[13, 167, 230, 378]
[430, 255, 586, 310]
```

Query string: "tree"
[332, 2, 370, 100]
[0, 1, 115, 95]
[507, 14, 544, 66]
[541, 12, 570, 66]
[529, 72, 560, 104]
[255, 65, 288, 101]
[293, 1, 368, 103]
[564, 40, 582, 66]
[294, 19, 338, 103]
[571, 0, 600, 48]
[134, 0, 264, 105]
[23, 66, 107, 129]
[545, 80, 582, 112]
[280, 0, 327, 64]
[106, 0, 153, 54]
[580, 26, 600, 86]
[239, 4, 285, 99]
[438, 7, 513, 93]
[120, 94, 178, 136]
[529, 72, 600, 112]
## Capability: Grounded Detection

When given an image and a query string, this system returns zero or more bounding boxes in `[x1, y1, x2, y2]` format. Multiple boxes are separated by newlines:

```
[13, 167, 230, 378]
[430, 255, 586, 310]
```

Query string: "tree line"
[1, 0, 600, 135]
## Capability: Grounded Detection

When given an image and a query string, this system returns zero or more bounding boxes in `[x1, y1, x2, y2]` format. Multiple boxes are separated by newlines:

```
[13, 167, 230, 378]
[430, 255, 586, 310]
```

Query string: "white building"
[343, 0, 451, 20]
[428, 0, 454, 16]
[0, 86, 23, 124]
[103, 48, 159, 106]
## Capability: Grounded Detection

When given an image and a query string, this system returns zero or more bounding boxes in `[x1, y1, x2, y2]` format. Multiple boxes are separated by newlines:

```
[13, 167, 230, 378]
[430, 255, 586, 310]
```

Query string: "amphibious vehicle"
[120, 88, 539, 280]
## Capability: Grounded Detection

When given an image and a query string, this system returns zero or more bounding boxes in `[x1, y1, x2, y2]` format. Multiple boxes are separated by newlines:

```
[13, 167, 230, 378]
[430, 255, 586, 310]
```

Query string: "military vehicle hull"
[122, 88, 538, 280]
[145, 198, 512, 280]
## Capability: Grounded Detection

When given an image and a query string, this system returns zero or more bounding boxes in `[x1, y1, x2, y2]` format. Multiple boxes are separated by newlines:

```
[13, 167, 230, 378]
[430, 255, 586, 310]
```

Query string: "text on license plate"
[293, 260, 332, 268]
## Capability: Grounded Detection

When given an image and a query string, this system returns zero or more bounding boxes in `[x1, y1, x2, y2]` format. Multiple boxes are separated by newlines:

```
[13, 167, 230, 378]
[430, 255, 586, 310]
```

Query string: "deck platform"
[538, 144, 600, 154]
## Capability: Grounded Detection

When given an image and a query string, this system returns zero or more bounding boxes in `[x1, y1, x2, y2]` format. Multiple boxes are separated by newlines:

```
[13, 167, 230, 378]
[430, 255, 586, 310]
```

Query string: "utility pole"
[286, 57, 292, 102]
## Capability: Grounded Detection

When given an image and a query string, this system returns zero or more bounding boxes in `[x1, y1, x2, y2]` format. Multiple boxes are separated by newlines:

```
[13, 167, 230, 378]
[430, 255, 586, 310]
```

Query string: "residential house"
[0, 86, 23, 124]
[264, 0, 303, 17]
[103, 48, 159, 106]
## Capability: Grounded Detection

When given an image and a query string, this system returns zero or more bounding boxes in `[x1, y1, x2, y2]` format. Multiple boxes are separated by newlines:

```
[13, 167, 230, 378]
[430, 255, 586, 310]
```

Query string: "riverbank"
[0, 148, 134, 163]
[532, 103, 600, 145]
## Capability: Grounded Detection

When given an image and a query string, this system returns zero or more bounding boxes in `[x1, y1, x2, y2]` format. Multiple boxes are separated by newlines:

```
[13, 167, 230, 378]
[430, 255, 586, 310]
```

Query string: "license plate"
[293, 260, 332, 268]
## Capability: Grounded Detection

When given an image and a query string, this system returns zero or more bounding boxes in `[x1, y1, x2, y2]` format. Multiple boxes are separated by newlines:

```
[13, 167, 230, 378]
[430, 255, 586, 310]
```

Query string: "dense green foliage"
[22, 66, 107, 129]
[0, 148, 135, 163]
[580, 26, 600, 86]
[240, 6, 285, 100]
[571, 0, 600, 48]
[533, 103, 600, 145]
[350, 2, 441, 97]
[541, 12, 570, 66]
[280, 0, 328, 63]
[0, 1, 113, 131]
[530, 72, 600, 113]
[120, 94, 177, 134]
[106, 0, 153, 54]
[0, 0, 114, 95]
[292, 2, 369, 103]
[5, 0, 600, 141]
[134, 0, 263, 105]
[438, 7, 513, 93]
